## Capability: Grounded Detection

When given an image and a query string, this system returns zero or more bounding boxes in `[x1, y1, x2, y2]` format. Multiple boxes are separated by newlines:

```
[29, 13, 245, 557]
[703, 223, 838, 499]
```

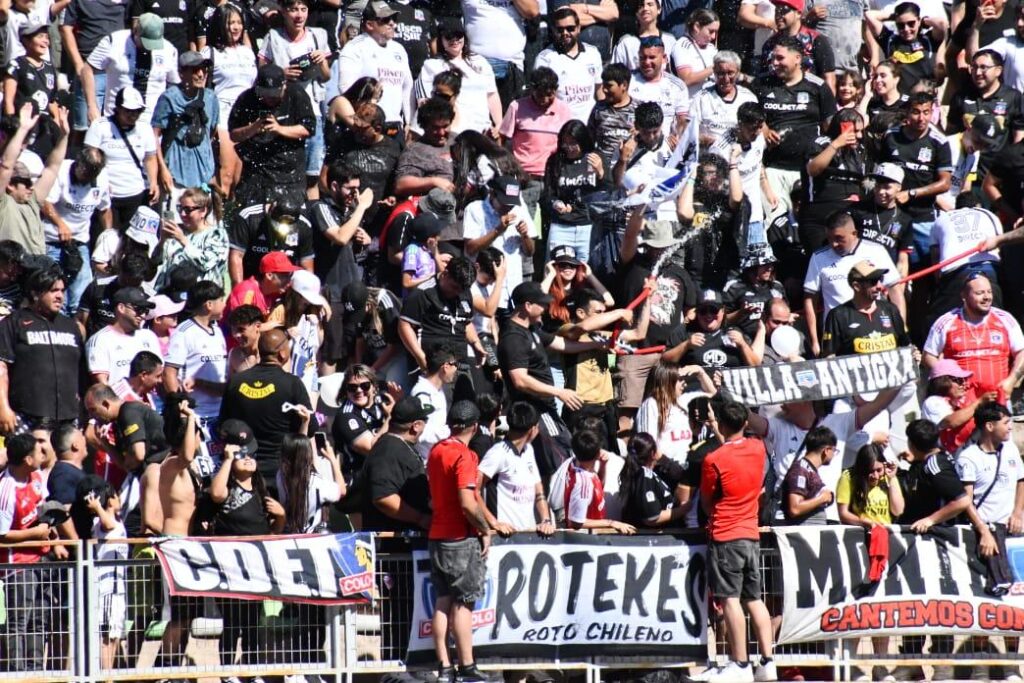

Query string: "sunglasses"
[895, 20, 917, 28]
[554, 24, 579, 33]
[442, 32, 465, 40]
[178, 204, 202, 214]
[854, 277, 882, 286]
[557, 262, 577, 269]
[697, 306, 721, 315]
[346, 381, 373, 393]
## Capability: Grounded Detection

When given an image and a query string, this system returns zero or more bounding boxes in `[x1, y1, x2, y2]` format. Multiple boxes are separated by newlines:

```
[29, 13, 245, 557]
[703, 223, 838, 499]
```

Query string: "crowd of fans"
[5, 0, 1024, 679]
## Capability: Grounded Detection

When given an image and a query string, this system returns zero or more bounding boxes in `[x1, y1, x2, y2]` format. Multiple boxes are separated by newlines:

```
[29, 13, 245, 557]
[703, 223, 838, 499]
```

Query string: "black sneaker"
[436, 666, 456, 683]
[456, 663, 490, 683]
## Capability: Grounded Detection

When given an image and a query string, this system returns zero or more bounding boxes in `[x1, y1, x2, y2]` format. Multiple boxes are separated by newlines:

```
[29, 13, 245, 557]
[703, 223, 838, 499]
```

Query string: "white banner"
[406, 532, 708, 664]
[776, 526, 1024, 643]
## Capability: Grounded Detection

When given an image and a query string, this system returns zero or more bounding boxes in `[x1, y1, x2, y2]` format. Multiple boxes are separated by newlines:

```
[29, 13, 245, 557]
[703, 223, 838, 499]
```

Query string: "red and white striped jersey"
[924, 307, 1024, 396]
[564, 461, 606, 525]
[0, 470, 47, 564]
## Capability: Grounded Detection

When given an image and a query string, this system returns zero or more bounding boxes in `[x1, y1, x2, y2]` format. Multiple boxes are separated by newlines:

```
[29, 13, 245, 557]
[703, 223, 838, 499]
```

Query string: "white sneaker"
[1005, 674, 1023, 683]
[754, 660, 778, 682]
[284, 676, 308, 683]
[223, 678, 243, 683]
[707, 661, 755, 683]
[689, 665, 722, 682]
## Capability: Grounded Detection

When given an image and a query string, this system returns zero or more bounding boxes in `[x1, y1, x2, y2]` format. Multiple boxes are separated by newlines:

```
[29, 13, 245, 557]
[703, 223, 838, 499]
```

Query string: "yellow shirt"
[836, 469, 900, 524]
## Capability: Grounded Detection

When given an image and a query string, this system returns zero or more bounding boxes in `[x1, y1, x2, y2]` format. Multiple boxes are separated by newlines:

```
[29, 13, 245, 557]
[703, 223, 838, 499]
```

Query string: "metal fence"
[0, 534, 1021, 682]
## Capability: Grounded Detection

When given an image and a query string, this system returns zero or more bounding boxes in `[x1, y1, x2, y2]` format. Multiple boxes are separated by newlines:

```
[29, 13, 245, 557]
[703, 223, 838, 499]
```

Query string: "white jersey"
[83, 117, 157, 200]
[710, 129, 767, 223]
[635, 396, 692, 463]
[202, 44, 258, 127]
[334, 34, 413, 123]
[86, 325, 162, 386]
[87, 29, 180, 126]
[628, 71, 690, 136]
[803, 239, 901, 316]
[479, 439, 542, 530]
[611, 33, 677, 71]
[462, 0, 528, 66]
[930, 207, 1002, 274]
[986, 35, 1024, 94]
[740, 0, 775, 54]
[43, 160, 111, 243]
[259, 27, 330, 107]
[165, 318, 228, 420]
[957, 439, 1024, 524]
[416, 55, 497, 133]
[461, 198, 538, 308]
[410, 377, 449, 462]
[669, 36, 717, 98]
[691, 83, 759, 147]
[534, 43, 603, 121]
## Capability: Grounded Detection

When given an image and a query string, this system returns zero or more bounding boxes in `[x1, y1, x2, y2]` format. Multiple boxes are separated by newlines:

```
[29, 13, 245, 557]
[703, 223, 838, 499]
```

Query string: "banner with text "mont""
[155, 533, 375, 604]
[775, 526, 1024, 643]
[721, 348, 918, 406]
[405, 533, 708, 665]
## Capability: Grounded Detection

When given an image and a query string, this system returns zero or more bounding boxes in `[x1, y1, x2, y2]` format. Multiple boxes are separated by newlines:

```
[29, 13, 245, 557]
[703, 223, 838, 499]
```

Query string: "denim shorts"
[428, 537, 485, 605]
[305, 115, 324, 177]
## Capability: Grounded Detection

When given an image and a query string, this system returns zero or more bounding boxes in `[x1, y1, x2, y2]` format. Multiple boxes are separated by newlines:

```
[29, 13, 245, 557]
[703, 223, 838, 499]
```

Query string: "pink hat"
[147, 294, 186, 320]
[928, 359, 972, 380]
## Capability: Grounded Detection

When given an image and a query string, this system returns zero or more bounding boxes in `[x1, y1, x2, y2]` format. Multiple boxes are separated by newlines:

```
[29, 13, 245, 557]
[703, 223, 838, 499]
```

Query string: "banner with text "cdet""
[405, 532, 708, 665]
[776, 526, 1024, 643]
[155, 533, 375, 604]
[721, 348, 919, 406]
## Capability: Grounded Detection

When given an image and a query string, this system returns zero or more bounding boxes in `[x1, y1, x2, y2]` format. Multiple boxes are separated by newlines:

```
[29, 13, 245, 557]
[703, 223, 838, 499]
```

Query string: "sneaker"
[284, 676, 308, 683]
[248, 678, 267, 683]
[456, 664, 490, 683]
[707, 661, 755, 683]
[688, 665, 722, 682]
[754, 660, 778, 682]
[436, 665, 456, 683]
[1005, 671, 1023, 682]
[223, 678, 243, 683]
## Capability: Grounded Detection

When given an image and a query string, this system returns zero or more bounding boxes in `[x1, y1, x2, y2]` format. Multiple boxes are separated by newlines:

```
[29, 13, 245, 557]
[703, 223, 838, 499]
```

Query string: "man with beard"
[534, 7, 603, 121]
[228, 190, 314, 284]
[86, 287, 160, 386]
[663, 289, 760, 369]
[394, 96, 455, 196]
[321, 103, 400, 219]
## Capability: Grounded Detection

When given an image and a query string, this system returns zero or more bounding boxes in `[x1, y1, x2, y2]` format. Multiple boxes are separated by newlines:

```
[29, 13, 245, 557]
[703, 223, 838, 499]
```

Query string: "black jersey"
[821, 298, 909, 357]
[0, 309, 82, 421]
[849, 200, 915, 262]
[752, 72, 836, 171]
[228, 203, 315, 280]
[722, 278, 787, 338]
[878, 124, 953, 222]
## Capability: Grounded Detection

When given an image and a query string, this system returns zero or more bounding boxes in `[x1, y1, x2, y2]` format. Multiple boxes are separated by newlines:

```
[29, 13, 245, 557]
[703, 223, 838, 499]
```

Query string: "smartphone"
[314, 432, 328, 451]
[689, 396, 711, 423]
[839, 120, 855, 136]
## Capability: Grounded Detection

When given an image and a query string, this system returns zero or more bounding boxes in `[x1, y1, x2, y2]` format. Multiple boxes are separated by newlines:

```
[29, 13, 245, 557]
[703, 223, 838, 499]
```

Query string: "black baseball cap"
[511, 281, 553, 309]
[490, 175, 524, 208]
[448, 400, 481, 428]
[113, 287, 155, 311]
[255, 64, 286, 98]
[550, 245, 581, 266]
[696, 289, 724, 309]
[411, 211, 445, 241]
[391, 396, 434, 423]
[219, 419, 259, 453]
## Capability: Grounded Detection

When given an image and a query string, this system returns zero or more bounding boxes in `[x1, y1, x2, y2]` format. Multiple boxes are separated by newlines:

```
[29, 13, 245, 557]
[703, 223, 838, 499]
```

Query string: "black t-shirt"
[218, 363, 312, 480]
[498, 322, 557, 413]
[752, 73, 836, 171]
[866, 93, 909, 120]
[760, 27, 835, 79]
[345, 288, 402, 362]
[822, 299, 910, 357]
[362, 433, 431, 532]
[228, 204, 315, 280]
[803, 136, 866, 204]
[116, 400, 170, 469]
[62, 0, 128, 61]
[400, 286, 474, 360]
[6, 57, 57, 115]
[383, 207, 415, 292]
[228, 84, 316, 186]
[952, 0, 1019, 49]
[897, 450, 966, 524]
[849, 199, 915, 262]
[332, 397, 387, 479]
[990, 142, 1024, 216]
[544, 154, 600, 226]
[215, 480, 273, 536]
[878, 125, 953, 221]
[310, 197, 361, 302]
[722, 278, 787, 338]
[391, 0, 434, 79]
[948, 85, 1024, 169]
[329, 137, 402, 213]
[47, 462, 86, 506]
[0, 309, 82, 421]
[621, 259, 696, 346]
[623, 466, 675, 526]
[78, 275, 124, 338]
[685, 194, 749, 288]
[130, 0, 192, 54]
[877, 29, 938, 94]
[668, 325, 750, 369]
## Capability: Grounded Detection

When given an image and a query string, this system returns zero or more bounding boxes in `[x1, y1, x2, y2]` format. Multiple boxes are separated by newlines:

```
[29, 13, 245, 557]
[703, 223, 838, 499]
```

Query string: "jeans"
[305, 115, 325, 176]
[46, 242, 91, 316]
[6, 566, 51, 672]
[72, 71, 105, 132]
[910, 220, 935, 267]
[747, 220, 766, 246]
[547, 222, 592, 262]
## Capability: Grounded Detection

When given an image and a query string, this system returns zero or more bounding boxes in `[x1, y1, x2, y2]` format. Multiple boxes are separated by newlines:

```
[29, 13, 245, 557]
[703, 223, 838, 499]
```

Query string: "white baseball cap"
[290, 270, 328, 309]
[872, 163, 905, 186]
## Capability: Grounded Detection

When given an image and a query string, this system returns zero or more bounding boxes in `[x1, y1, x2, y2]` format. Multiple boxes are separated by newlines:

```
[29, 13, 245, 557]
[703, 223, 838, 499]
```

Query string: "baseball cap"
[929, 359, 973, 380]
[640, 220, 680, 249]
[696, 289, 724, 309]
[255, 64, 286, 98]
[420, 188, 457, 225]
[551, 245, 582, 266]
[847, 259, 888, 282]
[113, 286, 156, 311]
[342, 281, 370, 313]
[411, 211, 445, 241]
[872, 163, 905, 186]
[970, 114, 1004, 150]
[511, 281, 553, 309]
[490, 175, 524, 208]
[126, 206, 161, 250]
[290, 270, 329, 308]
[259, 251, 302, 275]
[771, 0, 804, 11]
[147, 294, 186, 320]
[363, 0, 399, 20]
[179, 50, 212, 69]
[448, 400, 481, 429]
[19, 22, 48, 38]
[137, 13, 165, 51]
[391, 396, 434, 424]
[436, 17, 466, 38]
[219, 419, 259, 454]
[115, 86, 146, 112]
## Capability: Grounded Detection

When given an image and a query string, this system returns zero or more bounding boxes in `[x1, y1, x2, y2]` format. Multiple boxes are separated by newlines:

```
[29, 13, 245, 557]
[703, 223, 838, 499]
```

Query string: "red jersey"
[700, 437, 766, 542]
[563, 461, 606, 525]
[924, 307, 1024, 400]
[427, 437, 480, 540]
[0, 470, 47, 563]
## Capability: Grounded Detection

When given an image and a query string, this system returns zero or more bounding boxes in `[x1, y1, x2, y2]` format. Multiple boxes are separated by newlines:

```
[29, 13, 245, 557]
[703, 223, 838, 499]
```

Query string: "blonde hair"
[181, 186, 224, 222]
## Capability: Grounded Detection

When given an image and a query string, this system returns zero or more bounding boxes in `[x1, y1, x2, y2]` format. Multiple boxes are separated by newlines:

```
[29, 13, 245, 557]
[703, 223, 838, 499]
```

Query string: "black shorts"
[429, 537, 485, 605]
[708, 539, 761, 602]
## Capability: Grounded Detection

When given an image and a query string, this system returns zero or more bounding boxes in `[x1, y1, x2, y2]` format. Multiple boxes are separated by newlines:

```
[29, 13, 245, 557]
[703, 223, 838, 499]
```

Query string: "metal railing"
[0, 533, 1020, 682]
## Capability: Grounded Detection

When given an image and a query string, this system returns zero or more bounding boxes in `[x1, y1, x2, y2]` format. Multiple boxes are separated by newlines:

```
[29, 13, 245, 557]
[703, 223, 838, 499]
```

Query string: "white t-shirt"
[411, 376, 449, 462]
[461, 198, 539, 308]
[803, 239, 901, 316]
[479, 439, 542, 530]
[635, 396, 692, 463]
[276, 455, 342, 532]
[930, 207, 1002, 274]
[940, 133, 979, 206]
[92, 229, 121, 267]
[534, 43, 603, 121]
[86, 325, 162, 385]
[462, 0, 528, 67]
[987, 35, 1024, 94]
[625, 137, 678, 221]
[165, 317, 228, 420]
[83, 117, 157, 199]
[87, 29, 180, 126]
[709, 129, 766, 223]
[740, 0, 775, 54]
[628, 70, 690, 135]
[202, 44, 258, 127]
[259, 27, 330, 108]
[957, 439, 1024, 524]
[670, 36, 717, 98]
[921, 394, 953, 425]
[611, 33, 677, 71]
[416, 55, 498, 133]
[691, 83, 759, 147]
[43, 160, 111, 243]
[335, 34, 413, 123]
[766, 410, 859, 521]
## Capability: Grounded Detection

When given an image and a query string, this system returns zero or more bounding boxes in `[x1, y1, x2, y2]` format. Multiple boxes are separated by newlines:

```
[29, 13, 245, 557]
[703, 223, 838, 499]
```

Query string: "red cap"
[771, 0, 804, 11]
[259, 251, 301, 274]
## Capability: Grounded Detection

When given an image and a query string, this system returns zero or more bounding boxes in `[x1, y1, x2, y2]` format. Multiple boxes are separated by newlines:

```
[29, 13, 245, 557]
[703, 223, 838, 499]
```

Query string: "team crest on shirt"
[45, 73, 54, 90]
[880, 315, 892, 329]
[992, 332, 1004, 344]
[348, 418, 359, 430]
[797, 92, 809, 104]
[415, 9, 424, 19]
[918, 147, 932, 163]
